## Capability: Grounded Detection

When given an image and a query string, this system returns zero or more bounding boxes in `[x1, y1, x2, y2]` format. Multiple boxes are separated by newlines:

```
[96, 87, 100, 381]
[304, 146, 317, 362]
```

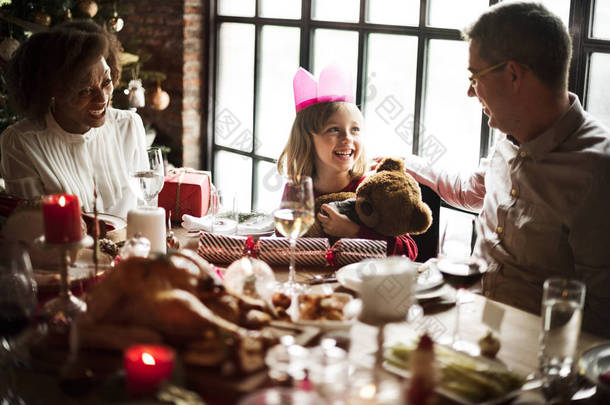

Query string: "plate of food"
[292, 292, 360, 330]
[336, 260, 444, 293]
[384, 341, 526, 404]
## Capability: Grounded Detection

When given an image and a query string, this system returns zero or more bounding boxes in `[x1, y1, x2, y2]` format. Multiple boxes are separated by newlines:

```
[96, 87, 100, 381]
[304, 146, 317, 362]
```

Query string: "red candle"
[42, 194, 83, 243]
[124, 345, 175, 395]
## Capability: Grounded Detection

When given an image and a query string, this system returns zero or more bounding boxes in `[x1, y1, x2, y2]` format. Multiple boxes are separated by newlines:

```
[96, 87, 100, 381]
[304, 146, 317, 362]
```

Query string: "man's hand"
[317, 204, 360, 237]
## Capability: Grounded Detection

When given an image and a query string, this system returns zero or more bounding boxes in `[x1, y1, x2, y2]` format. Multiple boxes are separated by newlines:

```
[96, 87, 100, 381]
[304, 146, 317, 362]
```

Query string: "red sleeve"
[356, 226, 418, 261]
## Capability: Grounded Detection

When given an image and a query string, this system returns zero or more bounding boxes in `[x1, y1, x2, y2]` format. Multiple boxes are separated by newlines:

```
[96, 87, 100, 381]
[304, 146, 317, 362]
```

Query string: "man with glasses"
[403, 2, 610, 338]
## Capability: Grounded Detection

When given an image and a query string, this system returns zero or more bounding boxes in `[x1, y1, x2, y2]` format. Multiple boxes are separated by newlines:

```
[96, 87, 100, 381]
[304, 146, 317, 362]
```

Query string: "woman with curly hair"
[0, 20, 146, 217]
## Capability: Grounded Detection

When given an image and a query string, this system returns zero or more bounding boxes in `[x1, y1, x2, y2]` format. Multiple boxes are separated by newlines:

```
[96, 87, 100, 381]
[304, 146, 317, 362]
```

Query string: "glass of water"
[539, 278, 586, 402]
[131, 147, 165, 206]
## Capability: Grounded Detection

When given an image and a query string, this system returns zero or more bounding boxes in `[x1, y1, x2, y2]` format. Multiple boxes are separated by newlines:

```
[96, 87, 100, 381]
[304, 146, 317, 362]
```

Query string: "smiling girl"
[0, 20, 146, 217]
[277, 67, 417, 259]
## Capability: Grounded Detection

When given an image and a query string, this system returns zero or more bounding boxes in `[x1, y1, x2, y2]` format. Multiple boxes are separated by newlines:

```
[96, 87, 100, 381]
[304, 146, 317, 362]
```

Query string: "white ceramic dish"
[336, 260, 444, 293]
[580, 343, 610, 397]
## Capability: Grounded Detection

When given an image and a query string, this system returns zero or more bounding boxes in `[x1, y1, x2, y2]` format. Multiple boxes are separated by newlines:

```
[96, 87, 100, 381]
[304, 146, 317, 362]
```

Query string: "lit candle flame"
[142, 352, 156, 365]
[360, 383, 376, 399]
[58, 195, 66, 207]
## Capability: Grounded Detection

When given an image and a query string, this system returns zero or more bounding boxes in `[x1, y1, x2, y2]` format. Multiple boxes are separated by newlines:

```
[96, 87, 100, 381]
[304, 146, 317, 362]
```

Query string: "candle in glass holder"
[42, 194, 83, 243]
[124, 345, 175, 395]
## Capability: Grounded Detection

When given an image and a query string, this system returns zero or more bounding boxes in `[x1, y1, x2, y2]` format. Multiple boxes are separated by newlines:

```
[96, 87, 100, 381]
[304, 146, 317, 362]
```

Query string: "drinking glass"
[273, 176, 315, 293]
[539, 278, 586, 402]
[208, 186, 238, 235]
[0, 243, 37, 404]
[436, 218, 486, 355]
[131, 147, 165, 206]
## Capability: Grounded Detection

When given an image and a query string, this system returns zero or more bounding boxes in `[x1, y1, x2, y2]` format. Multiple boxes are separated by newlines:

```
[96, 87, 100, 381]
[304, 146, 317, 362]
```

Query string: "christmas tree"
[0, 0, 167, 132]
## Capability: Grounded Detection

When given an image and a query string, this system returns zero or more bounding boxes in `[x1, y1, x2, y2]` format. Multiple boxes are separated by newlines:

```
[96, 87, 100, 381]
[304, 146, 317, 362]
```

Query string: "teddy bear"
[305, 157, 432, 239]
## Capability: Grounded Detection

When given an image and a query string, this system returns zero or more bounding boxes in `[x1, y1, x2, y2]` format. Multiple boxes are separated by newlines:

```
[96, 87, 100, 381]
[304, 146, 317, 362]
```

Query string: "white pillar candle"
[127, 207, 167, 254]
[358, 257, 417, 325]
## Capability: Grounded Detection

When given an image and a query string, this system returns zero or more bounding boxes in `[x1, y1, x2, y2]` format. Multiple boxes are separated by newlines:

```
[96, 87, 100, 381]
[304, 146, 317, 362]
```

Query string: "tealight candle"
[42, 194, 83, 243]
[127, 206, 167, 254]
[124, 344, 175, 395]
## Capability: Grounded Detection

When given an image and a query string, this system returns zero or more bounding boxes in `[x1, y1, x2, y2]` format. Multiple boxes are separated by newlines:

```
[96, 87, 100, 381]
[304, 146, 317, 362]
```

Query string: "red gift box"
[158, 169, 212, 222]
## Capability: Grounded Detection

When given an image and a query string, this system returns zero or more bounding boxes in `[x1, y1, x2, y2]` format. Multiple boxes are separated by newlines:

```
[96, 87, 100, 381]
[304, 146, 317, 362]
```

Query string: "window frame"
[206, 0, 607, 211]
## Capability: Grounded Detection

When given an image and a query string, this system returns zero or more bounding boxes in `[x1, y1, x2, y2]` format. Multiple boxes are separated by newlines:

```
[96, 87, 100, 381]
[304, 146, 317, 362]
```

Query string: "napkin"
[181, 213, 274, 235]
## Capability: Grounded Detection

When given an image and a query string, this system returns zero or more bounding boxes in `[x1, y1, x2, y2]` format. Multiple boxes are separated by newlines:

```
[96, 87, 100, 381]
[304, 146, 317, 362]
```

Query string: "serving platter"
[384, 341, 526, 405]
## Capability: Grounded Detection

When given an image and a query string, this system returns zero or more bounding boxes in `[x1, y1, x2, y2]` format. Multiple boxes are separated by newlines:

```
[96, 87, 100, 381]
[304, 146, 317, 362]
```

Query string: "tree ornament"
[77, 0, 99, 18]
[34, 10, 52, 26]
[0, 38, 20, 61]
[128, 79, 145, 108]
[108, 12, 124, 33]
[57, 7, 72, 23]
[151, 80, 170, 111]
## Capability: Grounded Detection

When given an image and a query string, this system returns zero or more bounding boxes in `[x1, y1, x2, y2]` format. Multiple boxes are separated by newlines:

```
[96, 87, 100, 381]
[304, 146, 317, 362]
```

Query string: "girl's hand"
[317, 204, 360, 238]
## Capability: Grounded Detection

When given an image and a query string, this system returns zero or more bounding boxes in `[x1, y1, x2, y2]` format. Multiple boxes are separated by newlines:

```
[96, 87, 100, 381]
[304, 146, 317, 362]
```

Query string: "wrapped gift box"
[158, 169, 212, 222]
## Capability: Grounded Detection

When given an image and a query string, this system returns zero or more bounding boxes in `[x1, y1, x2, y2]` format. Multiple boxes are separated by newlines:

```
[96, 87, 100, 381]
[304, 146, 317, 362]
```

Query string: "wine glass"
[436, 217, 487, 355]
[273, 176, 315, 294]
[131, 147, 165, 206]
[0, 243, 37, 404]
[208, 185, 238, 235]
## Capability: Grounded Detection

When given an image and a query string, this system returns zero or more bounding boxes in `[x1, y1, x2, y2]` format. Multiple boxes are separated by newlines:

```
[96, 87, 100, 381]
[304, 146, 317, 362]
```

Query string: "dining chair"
[411, 184, 440, 263]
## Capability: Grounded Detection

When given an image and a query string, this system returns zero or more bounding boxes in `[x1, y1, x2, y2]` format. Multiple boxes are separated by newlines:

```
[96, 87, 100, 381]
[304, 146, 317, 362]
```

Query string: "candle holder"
[35, 234, 93, 327]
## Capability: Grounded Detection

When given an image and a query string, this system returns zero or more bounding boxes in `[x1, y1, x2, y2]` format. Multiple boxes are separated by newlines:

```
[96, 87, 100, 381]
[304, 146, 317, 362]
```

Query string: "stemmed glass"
[436, 217, 487, 355]
[0, 243, 37, 404]
[131, 147, 165, 206]
[273, 176, 315, 293]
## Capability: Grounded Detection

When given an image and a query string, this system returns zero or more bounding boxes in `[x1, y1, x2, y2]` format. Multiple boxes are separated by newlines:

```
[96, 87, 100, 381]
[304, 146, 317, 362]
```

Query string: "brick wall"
[118, 0, 204, 169]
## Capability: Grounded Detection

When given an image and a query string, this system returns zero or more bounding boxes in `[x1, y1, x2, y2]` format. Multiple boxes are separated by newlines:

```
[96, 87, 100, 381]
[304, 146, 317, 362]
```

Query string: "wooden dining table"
[176, 228, 610, 404]
[13, 228, 609, 404]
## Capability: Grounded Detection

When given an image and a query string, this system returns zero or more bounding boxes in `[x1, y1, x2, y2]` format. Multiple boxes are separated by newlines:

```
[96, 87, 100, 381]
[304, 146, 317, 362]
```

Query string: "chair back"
[412, 184, 440, 263]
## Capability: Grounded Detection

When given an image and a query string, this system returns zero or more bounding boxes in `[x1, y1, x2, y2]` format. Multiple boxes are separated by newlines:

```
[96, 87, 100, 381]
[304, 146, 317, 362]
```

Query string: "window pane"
[312, 29, 359, 80]
[260, 0, 301, 19]
[363, 33, 418, 158]
[256, 26, 300, 159]
[312, 0, 359, 22]
[423, 40, 481, 173]
[586, 53, 610, 129]
[366, 0, 419, 26]
[216, 23, 255, 152]
[214, 151, 253, 212]
[440, 207, 477, 256]
[254, 160, 284, 212]
[592, 0, 610, 39]
[218, 0, 255, 17]
[428, 0, 488, 29]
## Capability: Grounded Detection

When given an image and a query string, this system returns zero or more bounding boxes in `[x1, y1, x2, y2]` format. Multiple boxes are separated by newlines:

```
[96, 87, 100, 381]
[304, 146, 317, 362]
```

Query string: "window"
[208, 0, 610, 231]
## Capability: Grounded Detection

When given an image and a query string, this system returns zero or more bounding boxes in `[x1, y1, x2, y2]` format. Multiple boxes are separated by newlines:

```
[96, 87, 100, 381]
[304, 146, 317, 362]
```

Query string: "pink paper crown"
[293, 65, 355, 112]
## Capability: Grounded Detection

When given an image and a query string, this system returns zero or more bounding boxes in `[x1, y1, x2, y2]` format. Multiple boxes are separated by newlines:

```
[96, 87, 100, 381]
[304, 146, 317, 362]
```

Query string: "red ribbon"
[244, 235, 257, 258]
[325, 248, 337, 267]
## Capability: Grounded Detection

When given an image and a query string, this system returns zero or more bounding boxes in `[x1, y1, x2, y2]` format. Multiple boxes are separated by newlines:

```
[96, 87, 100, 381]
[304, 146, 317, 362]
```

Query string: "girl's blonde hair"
[277, 102, 367, 182]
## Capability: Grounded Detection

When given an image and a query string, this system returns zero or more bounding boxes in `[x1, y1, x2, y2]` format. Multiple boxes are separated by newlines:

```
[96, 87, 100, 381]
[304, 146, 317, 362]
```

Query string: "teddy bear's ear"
[376, 157, 405, 173]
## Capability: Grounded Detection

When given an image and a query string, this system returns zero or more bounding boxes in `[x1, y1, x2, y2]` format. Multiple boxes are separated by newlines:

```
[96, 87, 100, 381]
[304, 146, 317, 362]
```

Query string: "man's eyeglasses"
[468, 61, 507, 87]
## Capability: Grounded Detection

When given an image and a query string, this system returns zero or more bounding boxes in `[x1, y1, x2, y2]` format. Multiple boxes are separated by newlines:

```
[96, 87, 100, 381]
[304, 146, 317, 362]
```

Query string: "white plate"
[336, 260, 444, 293]
[580, 343, 610, 396]
[85, 212, 127, 231]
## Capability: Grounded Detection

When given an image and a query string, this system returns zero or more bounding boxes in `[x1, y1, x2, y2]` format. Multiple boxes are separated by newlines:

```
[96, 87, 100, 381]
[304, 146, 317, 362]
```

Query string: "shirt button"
[484, 291, 491, 297]
[520, 151, 527, 158]
[497, 226, 503, 234]
[510, 188, 517, 197]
